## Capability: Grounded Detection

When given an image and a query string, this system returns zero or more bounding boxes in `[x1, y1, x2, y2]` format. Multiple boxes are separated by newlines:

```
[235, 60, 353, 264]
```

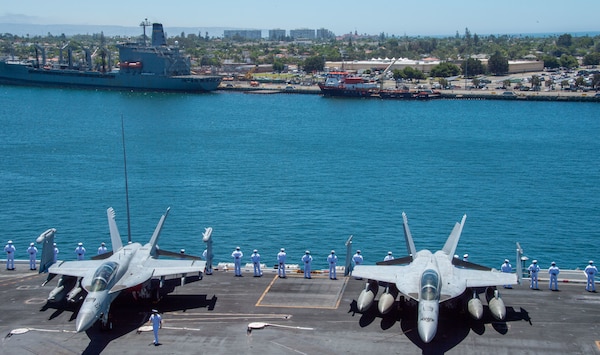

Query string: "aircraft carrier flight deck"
[0, 262, 599, 355]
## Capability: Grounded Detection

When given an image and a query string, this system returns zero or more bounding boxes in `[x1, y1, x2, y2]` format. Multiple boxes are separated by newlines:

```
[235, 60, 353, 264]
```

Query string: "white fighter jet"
[352, 212, 517, 343]
[36, 207, 207, 333]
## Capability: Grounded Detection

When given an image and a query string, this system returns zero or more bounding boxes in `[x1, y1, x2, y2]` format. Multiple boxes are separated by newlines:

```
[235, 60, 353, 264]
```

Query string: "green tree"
[542, 55, 560, 69]
[273, 59, 285, 72]
[430, 62, 461, 77]
[303, 55, 324, 72]
[488, 51, 509, 75]
[462, 58, 484, 77]
[556, 33, 572, 48]
[591, 74, 600, 89]
[559, 54, 578, 68]
[582, 53, 600, 66]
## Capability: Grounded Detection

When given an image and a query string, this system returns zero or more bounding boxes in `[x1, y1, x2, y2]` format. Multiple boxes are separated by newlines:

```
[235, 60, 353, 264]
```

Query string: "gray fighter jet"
[36, 207, 206, 332]
[352, 212, 517, 343]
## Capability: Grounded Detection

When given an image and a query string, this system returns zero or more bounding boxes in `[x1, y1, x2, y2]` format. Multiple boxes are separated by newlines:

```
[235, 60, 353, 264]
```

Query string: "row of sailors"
[230, 247, 366, 280]
[522, 259, 597, 292]
[3, 241, 110, 270]
[5, 240, 599, 292]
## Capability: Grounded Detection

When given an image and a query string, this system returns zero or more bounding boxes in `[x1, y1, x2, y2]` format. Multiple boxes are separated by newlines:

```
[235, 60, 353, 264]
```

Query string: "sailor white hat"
[463, 254, 469, 258]
[551, 261, 556, 265]
[236, 246, 240, 250]
[30, 242, 34, 246]
[280, 248, 285, 251]
[357, 250, 361, 253]
[533, 260, 538, 263]
[78, 242, 83, 246]
[305, 250, 310, 254]
[590, 260, 594, 264]
[253, 249, 258, 253]
[7, 240, 12, 244]
[331, 250, 335, 254]
[388, 251, 392, 254]
[504, 259, 509, 263]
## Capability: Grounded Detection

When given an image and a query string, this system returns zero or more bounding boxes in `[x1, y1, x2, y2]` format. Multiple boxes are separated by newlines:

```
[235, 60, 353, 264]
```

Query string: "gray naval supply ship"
[0, 22, 221, 92]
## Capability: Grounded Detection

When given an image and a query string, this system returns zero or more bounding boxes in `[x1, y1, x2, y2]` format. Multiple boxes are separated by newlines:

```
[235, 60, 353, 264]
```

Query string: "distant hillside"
[0, 23, 237, 38]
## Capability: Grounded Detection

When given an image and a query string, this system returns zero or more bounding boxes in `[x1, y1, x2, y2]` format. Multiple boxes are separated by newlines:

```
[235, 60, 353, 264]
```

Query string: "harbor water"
[1, 85, 598, 270]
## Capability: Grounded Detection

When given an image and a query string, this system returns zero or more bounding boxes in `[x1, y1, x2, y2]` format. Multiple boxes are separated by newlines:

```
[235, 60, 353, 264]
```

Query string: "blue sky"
[1, 0, 598, 36]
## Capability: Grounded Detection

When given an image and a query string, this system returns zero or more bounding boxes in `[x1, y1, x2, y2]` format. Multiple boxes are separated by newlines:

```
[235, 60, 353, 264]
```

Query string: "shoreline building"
[269, 29, 286, 41]
[224, 30, 262, 40]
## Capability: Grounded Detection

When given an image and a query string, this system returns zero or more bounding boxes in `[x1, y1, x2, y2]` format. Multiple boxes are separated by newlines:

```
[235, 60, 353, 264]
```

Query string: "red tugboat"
[318, 71, 440, 99]
[318, 72, 379, 97]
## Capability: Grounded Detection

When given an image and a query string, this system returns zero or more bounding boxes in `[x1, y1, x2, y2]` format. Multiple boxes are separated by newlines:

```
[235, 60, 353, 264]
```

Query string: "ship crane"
[140, 18, 152, 46]
[379, 57, 398, 90]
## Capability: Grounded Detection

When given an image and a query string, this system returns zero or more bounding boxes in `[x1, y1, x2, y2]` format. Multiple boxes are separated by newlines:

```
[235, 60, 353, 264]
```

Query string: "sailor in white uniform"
[97, 242, 108, 255]
[301, 250, 312, 279]
[277, 248, 287, 278]
[27, 242, 38, 270]
[231, 246, 243, 276]
[548, 261, 560, 291]
[251, 249, 262, 277]
[149, 309, 162, 346]
[53, 243, 59, 263]
[501, 259, 512, 288]
[528, 260, 540, 289]
[327, 250, 338, 280]
[75, 243, 86, 260]
[4, 240, 16, 270]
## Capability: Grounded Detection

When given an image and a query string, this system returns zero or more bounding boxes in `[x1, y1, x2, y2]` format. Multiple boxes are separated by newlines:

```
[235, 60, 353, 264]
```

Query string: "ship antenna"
[121, 115, 132, 243]
[140, 18, 151, 46]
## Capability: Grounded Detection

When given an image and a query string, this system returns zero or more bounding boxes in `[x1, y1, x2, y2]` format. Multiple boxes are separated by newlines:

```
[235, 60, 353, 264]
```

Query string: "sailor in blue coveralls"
[585, 261, 597, 292]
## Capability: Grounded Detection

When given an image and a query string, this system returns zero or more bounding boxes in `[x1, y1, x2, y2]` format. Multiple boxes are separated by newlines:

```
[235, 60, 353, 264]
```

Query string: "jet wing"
[48, 260, 105, 278]
[353, 264, 422, 300]
[439, 267, 518, 301]
[145, 259, 207, 277]
[454, 267, 517, 288]
[108, 259, 206, 293]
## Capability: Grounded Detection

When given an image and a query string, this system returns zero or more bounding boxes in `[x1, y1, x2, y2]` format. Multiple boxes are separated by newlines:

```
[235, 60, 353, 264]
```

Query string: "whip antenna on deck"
[121, 115, 132, 243]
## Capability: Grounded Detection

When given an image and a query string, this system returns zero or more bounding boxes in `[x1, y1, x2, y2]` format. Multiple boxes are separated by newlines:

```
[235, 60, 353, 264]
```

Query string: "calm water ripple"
[1, 86, 598, 270]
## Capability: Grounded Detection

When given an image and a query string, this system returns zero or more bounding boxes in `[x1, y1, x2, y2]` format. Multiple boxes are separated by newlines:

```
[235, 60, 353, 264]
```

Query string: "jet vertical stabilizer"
[36, 228, 57, 274]
[401, 212, 417, 259]
[149, 207, 170, 257]
[107, 208, 123, 251]
[441, 214, 466, 259]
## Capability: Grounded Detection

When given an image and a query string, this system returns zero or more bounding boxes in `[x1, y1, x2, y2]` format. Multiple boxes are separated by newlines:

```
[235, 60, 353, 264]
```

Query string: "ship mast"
[140, 18, 151, 46]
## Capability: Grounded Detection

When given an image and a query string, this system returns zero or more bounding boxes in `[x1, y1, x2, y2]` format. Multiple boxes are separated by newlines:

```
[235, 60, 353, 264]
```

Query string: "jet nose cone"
[418, 320, 437, 343]
[75, 310, 97, 333]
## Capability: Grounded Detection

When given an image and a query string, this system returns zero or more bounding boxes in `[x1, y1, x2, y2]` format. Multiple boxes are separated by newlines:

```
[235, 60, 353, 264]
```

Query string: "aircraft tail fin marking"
[149, 207, 170, 257]
[107, 207, 123, 251]
[36, 228, 56, 274]
[402, 212, 417, 260]
[442, 214, 467, 259]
